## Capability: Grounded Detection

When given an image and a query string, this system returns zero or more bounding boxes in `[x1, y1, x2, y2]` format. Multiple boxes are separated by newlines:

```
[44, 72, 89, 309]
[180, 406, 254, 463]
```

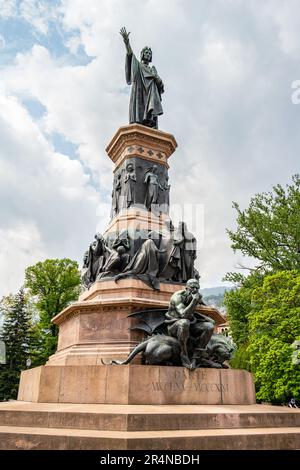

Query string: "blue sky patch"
[51, 131, 79, 159]
[0, 4, 93, 67]
[22, 97, 47, 119]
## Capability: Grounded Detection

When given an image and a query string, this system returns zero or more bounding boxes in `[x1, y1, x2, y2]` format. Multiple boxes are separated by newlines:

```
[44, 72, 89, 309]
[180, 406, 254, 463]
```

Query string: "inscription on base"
[147, 369, 229, 394]
[149, 381, 229, 393]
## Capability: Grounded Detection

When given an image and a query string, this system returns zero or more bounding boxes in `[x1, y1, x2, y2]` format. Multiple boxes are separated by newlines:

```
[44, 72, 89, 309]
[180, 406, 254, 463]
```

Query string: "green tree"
[247, 271, 300, 403]
[223, 272, 263, 370]
[0, 289, 33, 400]
[227, 174, 300, 272]
[25, 258, 81, 364]
[224, 272, 263, 346]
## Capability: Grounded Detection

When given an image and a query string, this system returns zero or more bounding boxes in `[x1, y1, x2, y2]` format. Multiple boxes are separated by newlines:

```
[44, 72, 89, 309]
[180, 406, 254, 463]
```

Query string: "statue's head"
[152, 164, 158, 173]
[186, 278, 200, 294]
[126, 162, 134, 172]
[117, 246, 126, 255]
[95, 232, 103, 241]
[148, 230, 159, 240]
[141, 46, 152, 63]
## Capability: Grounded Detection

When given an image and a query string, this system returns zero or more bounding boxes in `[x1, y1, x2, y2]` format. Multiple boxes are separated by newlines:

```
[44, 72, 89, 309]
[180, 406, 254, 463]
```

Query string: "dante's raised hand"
[119, 27, 130, 44]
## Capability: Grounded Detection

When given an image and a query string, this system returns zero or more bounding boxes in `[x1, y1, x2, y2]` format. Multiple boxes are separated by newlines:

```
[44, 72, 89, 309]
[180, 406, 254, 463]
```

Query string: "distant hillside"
[202, 286, 233, 314]
[201, 286, 233, 297]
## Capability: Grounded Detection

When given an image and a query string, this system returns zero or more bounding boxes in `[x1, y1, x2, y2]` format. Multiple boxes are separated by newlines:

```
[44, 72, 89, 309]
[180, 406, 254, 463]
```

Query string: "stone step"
[0, 424, 299, 450]
[0, 402, 299, 432]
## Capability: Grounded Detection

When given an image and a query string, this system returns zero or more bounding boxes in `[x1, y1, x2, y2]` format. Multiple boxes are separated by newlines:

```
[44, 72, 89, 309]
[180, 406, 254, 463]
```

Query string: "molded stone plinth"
[46, 279, 225, 366]
[106, 124, 177, 170]
[104, 207, 170, 237]
[18, 365, 256, 405]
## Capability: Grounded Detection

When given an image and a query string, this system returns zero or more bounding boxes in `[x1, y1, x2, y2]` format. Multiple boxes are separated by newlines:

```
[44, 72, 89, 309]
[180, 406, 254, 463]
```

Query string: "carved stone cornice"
[52, 284, 226, 326]
[104, 207, 170, 236]
[106, 124, 177, 170]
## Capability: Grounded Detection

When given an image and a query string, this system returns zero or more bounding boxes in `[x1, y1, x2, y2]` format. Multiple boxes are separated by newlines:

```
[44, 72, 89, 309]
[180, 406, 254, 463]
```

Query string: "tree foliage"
[224, 272, 263, 348]
[225, 176, 300, 401]
[225, 271, 300, 403]
[247, 271, 300, 403]
[227, 174, 300, 272]
[0, 289, 34, 400]
[25, 258, 81, 364]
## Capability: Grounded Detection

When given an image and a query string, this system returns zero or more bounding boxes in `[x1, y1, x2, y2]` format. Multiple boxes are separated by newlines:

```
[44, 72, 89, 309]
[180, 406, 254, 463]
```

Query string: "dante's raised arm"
[119, 27, 132, 55]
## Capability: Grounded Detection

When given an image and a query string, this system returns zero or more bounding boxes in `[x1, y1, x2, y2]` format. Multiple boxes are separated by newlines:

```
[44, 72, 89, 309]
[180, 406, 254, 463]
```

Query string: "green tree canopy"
[223, 272, 264, 370]
[227, 174, 300, 272]
[224, 272, 263, 347]
[248, 271, 300, 403]
[25, 258, 81, 363]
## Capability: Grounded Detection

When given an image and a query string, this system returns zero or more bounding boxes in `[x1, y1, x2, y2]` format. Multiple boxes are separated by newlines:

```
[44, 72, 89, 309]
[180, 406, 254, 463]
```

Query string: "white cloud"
[0, 0, 17, 19]
[0, 0, 299, 294]
[0, 87, 101, 296]
[19, 0, 50, 34]
[3, 44, 117, 190]
[0, 222, 46, 295]
[259, 0, 300, 59]
[0, 0, 60, 34]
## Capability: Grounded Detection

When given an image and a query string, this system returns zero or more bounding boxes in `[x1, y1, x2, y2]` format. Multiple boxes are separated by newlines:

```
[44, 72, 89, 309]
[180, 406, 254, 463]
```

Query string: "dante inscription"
[174, 368, 208, 381]
[150, 381, 229, 394]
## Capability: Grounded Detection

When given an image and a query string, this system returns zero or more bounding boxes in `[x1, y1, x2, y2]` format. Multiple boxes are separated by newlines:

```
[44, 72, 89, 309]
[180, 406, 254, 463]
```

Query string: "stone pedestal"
[45, 279, 225, 366]
[18, 365, 256, 405]
[105, 124, 177, 240]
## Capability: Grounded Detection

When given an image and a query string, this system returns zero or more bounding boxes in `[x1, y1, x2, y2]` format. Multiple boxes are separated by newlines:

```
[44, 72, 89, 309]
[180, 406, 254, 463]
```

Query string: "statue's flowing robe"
[144, 173, 159, 210]
[125, 53, 164, 124]
[112, 178, 121, 215]
[168, 226, 197, 282]
[124, 173, 136, 208]
[83, 239, 107, 287]
[97, 250, 130, 279]
[116, 238, 160, 289]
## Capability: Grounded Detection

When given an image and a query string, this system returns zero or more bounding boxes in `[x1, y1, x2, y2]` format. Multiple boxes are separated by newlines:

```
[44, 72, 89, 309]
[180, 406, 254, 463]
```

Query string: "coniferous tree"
[0, 288, 33, 400]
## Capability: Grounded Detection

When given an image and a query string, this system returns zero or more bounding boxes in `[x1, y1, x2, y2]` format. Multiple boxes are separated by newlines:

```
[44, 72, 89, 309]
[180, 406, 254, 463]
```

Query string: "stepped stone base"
[0, 402, 299, 450]
[18, 365, 256, 405]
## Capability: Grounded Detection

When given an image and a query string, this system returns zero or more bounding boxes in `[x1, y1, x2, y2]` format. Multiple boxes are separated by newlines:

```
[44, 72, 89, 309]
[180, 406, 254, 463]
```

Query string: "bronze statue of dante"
[120, 27, 164, 129]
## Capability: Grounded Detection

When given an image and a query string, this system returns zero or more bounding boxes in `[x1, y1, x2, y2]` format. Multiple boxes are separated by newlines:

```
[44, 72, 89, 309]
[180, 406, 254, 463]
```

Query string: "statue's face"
[141, 48, 152, 63]
[127, 164, 134, 172]
[152, 165, 157, 173]
[186, 280, 200, 294]
[95, 233, 103, 241]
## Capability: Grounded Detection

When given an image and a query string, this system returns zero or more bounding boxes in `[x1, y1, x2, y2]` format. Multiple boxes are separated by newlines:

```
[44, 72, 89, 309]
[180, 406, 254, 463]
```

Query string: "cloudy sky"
[0, 0, 299, 296]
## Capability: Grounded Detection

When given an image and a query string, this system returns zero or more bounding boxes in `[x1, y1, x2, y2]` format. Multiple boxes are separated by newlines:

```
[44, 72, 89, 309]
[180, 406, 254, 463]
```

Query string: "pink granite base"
[47, 280, 226, 366]
[18, 365, 256, 405]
